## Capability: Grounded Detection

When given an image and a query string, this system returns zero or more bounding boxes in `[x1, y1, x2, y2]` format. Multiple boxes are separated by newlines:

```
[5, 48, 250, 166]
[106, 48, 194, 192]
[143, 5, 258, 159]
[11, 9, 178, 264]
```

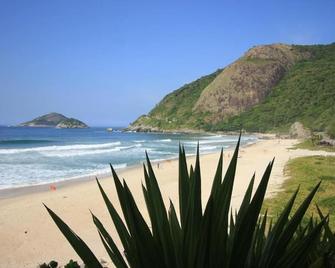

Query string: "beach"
[1, 138, 335, 267]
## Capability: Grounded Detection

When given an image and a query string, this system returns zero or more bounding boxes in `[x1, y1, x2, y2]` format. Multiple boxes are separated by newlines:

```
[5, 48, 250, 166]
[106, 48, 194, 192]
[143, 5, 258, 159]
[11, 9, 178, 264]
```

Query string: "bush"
[327, 120, 335, 139]
[64, 260, 80, 268]
[38, 261, 58, 268]
[45, 135, 334, 267]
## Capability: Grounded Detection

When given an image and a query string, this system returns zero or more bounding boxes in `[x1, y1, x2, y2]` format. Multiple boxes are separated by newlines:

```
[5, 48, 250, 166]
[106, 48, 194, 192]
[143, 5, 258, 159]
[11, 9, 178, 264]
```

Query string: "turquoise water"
[0, 126, 257, 189]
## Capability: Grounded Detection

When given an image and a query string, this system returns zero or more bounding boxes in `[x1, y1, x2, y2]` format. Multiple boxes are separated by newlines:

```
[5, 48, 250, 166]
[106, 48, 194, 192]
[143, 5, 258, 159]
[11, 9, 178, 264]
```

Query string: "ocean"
[0, 126, 257, 189]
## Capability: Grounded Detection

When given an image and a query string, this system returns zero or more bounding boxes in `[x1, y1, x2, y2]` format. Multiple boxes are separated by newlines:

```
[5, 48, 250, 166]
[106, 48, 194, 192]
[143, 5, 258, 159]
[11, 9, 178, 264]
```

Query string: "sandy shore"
[1, 138, 335, 267]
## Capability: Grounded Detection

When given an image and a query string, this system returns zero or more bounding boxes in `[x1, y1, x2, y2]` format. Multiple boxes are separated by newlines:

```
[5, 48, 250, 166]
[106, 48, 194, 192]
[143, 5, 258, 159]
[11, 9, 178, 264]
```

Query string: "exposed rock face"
[289, 122, 311, 139]
[19, 113, 88, 128]
[193, 44, 311, 123]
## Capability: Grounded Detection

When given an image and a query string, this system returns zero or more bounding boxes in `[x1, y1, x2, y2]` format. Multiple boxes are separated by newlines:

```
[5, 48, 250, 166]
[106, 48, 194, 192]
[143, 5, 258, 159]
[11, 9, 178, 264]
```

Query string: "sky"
[0, 0, 334, 126]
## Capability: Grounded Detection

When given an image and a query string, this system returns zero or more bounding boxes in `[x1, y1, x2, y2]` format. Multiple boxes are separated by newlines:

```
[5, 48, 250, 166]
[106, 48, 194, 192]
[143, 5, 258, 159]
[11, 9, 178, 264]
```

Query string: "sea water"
[0, 126, 257, 189]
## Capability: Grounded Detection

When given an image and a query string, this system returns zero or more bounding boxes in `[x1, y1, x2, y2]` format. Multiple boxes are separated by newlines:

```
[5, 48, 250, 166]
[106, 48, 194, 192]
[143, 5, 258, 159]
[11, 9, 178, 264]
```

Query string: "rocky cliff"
[193, 44, 311, 123]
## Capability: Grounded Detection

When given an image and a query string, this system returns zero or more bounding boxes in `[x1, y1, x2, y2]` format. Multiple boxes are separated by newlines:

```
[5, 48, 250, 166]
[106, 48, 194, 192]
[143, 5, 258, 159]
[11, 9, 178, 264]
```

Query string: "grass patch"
[263, 155, 335, 228]
[294, 139, 335, 152]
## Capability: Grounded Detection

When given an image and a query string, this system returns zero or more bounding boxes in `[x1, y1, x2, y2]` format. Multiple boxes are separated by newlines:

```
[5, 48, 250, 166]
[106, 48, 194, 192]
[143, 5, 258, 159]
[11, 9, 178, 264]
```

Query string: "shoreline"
[0, 138, 260, 200]
[0, 164, 140, 200]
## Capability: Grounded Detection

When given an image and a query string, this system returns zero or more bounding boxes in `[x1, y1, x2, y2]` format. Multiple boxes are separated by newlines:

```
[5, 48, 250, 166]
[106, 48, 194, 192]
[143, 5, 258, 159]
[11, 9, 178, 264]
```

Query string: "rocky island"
[19, 112, 88, 128]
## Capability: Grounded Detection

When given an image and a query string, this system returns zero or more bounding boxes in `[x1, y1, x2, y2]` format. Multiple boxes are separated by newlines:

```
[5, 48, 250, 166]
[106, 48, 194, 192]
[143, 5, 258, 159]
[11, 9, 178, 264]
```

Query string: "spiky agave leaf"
[43, 204, 102, 268]
[259, 182, 322, 267]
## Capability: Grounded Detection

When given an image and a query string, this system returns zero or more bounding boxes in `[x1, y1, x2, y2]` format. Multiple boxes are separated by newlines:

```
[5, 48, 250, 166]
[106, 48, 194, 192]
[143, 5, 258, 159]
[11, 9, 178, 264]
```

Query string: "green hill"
[129, 43, 335, 133]
[19, 112, 88, 128]
[215, 44, 335, 133]
[130, 69, 222, 131]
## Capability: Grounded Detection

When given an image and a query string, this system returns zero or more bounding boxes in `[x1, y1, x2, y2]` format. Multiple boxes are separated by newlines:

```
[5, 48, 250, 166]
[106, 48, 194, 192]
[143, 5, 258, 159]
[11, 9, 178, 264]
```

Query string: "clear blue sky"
[0, 0, 334, 126]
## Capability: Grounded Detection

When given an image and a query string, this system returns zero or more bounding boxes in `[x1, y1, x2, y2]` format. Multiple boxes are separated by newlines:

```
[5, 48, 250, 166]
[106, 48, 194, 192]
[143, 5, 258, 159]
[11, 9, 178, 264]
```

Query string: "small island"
[19, 112, 88, 128]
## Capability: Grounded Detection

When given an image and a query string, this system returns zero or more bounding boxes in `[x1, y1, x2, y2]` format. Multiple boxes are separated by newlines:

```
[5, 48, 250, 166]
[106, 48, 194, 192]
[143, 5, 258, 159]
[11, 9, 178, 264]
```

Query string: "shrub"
[38, 261, 58, 268]
[45, 135, 331, 267]
[326, 120, 335, 139]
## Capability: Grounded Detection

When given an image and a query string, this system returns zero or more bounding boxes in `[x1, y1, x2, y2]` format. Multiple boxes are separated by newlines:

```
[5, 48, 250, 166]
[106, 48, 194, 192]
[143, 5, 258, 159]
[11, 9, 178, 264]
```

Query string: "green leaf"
[91, 212, 128, 268]
[44, 204, 102, 268]
[266, 182, 321, 267]
[178, 144, 190, 229]
[229, 159, 274, 267]
[96, 177, 131, 252]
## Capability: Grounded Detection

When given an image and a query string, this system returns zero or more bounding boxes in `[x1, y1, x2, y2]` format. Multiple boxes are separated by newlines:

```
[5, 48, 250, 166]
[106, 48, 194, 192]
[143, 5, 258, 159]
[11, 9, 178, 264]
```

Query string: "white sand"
[1, 138, 334, 267]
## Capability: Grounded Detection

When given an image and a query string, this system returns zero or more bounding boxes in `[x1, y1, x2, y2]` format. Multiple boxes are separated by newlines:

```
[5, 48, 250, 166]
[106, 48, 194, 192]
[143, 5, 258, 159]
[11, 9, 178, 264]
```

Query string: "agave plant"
[44, 135, 329, 267]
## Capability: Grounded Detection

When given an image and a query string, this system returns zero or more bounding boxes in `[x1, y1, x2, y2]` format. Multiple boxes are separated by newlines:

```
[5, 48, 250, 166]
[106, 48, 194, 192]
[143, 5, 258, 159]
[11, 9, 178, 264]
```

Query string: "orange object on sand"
[50, 185, 57, 191]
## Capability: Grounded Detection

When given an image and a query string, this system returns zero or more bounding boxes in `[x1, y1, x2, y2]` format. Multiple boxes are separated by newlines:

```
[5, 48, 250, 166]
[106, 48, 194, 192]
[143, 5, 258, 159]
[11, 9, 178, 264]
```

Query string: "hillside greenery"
[327, 120, 335, 138]
[132, 44, 335, 133]
[212, 44, 335, 132]
[131, 69, 222, 130]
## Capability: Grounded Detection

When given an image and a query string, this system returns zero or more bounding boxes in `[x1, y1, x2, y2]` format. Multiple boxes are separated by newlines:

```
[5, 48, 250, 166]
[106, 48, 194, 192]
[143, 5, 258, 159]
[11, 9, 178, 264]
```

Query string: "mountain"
[129, 43, 335, 133]
[19, 113, 88, 128]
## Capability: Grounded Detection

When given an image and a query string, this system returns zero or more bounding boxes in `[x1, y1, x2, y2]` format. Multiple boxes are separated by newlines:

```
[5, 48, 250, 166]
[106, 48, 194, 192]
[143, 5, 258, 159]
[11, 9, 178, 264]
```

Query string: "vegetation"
[131, 69, 221, 130]
[294, 138, 335, 152]
[131, 43, 335, 134]
[20, 112, 68, 127]
[327, 120, 335, 139]
[264, 156, 335, 228]
[56, 118, 88, 129]
[39, 260, 80, 268]
[20, 112, 88, 128]
[39, 261, 58, 268]
[44, 136, 335, 267]
[215, 44, 335, 132]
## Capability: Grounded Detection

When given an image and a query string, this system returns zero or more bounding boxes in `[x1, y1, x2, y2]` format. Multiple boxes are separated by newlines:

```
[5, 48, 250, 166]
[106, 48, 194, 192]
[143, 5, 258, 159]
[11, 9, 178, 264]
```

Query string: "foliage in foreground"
[45, 136, 335, 267]
[264, 155, 335, 228]
[39, 260, 80, 268]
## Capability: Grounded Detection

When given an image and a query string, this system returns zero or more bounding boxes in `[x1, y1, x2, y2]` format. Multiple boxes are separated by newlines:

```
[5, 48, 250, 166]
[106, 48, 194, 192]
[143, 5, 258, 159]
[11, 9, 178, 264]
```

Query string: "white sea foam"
[40, 147, 121, 157]
[117, 144, 142, 150]
[183, 139, 230, 145]
[112, 163, 127, 169]
[0, 142, 122, 154]
[39, 144, 142, 157]
[200, 145, 218, 151]
[0, 162, 128, 190]
[154, 139, 172, 142]
[201, 135, 224, 139]
[150, 150, 174, 155]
